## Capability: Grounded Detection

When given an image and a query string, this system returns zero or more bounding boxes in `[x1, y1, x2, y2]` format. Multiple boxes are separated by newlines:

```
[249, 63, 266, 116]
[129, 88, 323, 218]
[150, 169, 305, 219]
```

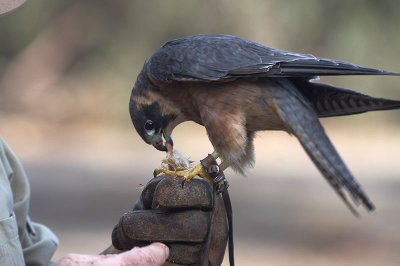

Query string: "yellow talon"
[153, 163, 213, 183]
[153, 167, 187, 178]
[183, 163, 213, 183]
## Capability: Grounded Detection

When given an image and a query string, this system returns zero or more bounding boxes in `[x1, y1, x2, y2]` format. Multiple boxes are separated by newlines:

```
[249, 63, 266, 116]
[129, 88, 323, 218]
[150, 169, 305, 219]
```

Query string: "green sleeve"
[0, 138, 58, 266]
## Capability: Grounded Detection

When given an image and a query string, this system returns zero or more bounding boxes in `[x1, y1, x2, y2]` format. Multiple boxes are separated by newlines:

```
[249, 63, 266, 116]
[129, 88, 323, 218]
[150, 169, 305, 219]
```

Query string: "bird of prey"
[129, 34, 400, 214]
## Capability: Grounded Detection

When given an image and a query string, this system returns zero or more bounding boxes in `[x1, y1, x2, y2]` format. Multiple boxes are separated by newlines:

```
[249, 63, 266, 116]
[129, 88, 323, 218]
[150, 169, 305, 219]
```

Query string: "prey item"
[154, 149, 214, 183]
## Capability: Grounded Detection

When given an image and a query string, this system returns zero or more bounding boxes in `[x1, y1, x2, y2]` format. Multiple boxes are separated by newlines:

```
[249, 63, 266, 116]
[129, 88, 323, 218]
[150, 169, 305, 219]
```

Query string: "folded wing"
[146, 34, 398, 82]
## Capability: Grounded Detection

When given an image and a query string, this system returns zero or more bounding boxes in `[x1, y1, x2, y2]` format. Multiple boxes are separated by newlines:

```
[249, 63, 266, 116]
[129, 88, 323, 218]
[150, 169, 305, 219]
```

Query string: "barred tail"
[293, 79, 400, 118]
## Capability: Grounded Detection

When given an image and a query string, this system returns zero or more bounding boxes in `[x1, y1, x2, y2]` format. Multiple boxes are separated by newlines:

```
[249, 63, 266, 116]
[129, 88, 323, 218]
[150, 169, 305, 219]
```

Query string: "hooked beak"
[151, 132, 173, 153]
[152, 140, 167, 152]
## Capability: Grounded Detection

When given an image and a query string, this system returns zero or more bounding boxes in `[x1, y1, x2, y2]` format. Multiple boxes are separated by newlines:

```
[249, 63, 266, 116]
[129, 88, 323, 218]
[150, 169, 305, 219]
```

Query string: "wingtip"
[365, 200, 376, 212]
[377, 69, 400, 76]
[346, 197, 374, 218]
[357, 191, 376, 212]
[354, 67, 400, 76]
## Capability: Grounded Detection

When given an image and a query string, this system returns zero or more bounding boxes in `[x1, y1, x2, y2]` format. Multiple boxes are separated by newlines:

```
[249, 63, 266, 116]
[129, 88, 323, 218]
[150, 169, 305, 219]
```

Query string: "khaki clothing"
[0, 138, 58, 265]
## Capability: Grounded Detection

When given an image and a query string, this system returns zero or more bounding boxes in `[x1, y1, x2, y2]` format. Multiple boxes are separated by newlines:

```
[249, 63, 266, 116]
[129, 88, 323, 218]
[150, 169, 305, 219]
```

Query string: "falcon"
[129, 34, 400, 214]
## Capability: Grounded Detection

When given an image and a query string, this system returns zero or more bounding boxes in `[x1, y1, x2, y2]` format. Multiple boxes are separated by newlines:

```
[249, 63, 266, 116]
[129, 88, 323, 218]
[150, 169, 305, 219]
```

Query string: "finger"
[119, 243, 208, 265]
[119, 243, 169, 266]
[57, 243, 169, 266]
[152, 177, 213, 209]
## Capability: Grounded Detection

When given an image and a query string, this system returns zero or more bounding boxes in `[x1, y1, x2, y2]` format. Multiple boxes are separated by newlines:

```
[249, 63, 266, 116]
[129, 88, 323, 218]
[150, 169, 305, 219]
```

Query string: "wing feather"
[146, 34, 399, 82]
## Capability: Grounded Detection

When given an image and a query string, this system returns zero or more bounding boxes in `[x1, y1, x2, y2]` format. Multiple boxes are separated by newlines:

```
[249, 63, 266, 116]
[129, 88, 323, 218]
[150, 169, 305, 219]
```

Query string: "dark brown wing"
[146, 34, 399, 82]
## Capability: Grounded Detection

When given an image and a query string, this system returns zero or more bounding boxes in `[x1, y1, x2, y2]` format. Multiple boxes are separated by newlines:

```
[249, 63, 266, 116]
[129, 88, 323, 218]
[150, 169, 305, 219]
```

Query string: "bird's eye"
[144, 120, 156, 136]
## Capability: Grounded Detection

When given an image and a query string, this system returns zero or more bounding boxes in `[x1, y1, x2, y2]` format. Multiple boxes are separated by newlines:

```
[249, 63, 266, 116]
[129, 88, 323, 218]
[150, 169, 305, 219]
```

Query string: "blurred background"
[1, 1, 400, 265]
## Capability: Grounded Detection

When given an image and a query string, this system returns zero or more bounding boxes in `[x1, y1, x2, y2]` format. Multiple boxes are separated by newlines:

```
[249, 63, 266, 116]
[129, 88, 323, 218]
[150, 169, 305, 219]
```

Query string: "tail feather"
[293, 79, 400, 118]
[294, 118, 375, 213]
[273, 81, 375, 214]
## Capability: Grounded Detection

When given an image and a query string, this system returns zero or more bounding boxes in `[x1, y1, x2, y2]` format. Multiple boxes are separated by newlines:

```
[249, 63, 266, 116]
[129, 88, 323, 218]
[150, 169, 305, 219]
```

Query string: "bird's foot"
[153, 163, 213, 183]
[153, 167, 190, 179]
[182, 163, 213, 183]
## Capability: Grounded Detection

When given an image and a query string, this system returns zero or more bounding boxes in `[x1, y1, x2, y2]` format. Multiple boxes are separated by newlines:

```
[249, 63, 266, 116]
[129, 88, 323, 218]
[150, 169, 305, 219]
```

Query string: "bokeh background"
[1, 1, 400, 265]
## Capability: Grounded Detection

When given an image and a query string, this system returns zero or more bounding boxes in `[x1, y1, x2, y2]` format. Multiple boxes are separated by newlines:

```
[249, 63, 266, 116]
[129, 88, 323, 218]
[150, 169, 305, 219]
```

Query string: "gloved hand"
[111, 175, 229, 265]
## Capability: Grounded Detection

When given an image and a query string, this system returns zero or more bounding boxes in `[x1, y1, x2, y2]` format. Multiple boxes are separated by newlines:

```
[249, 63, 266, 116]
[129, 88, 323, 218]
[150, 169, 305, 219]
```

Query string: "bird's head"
[129, 72, 182, 153]
[129, 99, 175, 152]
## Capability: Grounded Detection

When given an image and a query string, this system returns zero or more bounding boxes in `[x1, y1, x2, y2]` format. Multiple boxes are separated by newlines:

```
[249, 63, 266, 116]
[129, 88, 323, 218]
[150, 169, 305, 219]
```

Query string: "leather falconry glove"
[112, 175, 229, 265]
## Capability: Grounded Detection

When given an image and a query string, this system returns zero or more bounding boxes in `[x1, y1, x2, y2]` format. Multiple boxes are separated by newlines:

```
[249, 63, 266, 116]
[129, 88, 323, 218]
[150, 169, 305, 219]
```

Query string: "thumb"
[120, 242, 169, 266]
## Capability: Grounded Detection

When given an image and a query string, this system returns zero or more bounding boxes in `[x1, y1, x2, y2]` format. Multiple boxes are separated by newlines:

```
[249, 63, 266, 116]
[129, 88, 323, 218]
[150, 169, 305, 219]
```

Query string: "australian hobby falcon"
[129, 34, 400, 214]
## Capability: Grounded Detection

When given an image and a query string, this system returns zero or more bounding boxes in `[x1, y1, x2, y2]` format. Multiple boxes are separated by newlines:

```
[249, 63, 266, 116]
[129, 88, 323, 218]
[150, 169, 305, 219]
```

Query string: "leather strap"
[201, 154, 234, 266]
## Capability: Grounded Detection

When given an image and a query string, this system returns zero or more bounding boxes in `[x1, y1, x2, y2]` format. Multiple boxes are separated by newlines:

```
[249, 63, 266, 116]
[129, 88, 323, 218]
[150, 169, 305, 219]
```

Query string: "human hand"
[55, 242, 169, 266]
[111, 175, 229, 265]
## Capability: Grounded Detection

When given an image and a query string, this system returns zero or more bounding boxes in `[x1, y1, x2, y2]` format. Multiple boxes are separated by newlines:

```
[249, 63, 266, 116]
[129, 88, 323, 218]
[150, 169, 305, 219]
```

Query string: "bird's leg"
[211, 151, 219, 159]
[182, 151, 227, 183]
[218, 160, 229, 172]
[208, 151, 229, 171]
